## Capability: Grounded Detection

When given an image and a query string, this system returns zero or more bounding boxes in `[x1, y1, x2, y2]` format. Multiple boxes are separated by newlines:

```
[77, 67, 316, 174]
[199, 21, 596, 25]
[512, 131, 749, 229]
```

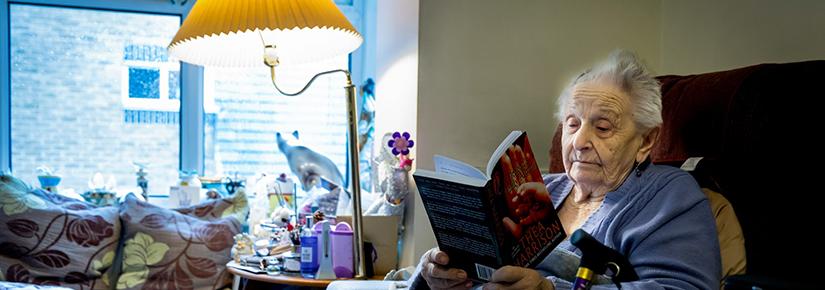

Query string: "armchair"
[550, 60, 825, 289]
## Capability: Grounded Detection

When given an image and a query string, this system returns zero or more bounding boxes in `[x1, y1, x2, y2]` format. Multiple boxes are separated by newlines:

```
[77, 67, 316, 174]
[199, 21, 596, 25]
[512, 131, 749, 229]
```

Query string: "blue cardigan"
[540, 164, 721, 289]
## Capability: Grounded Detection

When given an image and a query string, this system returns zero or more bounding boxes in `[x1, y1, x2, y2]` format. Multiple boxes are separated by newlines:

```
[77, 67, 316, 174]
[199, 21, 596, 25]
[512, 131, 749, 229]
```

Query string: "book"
[413, 131, 566, 282]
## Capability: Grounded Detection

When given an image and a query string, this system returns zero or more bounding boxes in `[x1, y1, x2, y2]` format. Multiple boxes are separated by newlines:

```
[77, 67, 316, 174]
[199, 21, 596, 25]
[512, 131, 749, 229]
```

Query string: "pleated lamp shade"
[168, 0, 362, 67]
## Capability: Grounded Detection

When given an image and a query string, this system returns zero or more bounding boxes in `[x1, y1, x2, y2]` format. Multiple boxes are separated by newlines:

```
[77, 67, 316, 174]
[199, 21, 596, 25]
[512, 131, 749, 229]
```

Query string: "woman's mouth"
[574, 160, 600, 165]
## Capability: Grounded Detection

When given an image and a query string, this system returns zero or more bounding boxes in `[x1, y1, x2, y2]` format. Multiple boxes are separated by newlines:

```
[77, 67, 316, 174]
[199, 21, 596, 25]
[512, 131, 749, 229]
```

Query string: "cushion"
[115, 193, 247, 290]
[173, 191, 249, 221]
[702, 188, 746, 280]
[1, 174, 120, 289]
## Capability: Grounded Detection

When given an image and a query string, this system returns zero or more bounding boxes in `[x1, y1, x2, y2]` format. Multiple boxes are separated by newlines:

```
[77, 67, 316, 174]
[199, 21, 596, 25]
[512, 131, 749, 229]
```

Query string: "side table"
[227, 262, 384, 290]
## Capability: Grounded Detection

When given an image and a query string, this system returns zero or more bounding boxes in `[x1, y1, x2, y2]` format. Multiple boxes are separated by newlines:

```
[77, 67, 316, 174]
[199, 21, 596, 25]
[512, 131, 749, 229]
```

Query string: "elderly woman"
[415, 51, 721, 290]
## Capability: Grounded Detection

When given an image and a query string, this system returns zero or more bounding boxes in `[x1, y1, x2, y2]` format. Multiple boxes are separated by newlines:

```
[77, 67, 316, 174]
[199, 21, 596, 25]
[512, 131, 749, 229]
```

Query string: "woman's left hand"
[482, 266, 554, 290]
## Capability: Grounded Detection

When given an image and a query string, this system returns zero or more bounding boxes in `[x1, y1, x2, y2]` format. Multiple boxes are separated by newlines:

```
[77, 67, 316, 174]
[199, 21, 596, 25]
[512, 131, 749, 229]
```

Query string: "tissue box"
[169, 185, 201, 207]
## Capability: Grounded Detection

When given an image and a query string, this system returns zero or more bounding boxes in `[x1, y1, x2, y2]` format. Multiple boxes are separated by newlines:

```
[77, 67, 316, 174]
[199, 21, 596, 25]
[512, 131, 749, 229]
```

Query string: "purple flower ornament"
[388, 132, 414, 156]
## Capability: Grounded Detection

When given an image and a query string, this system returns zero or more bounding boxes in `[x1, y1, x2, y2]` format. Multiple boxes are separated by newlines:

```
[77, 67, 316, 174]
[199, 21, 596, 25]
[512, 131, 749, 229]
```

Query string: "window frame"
[0, 0, 369, 178]
[122, 58, 181, 110]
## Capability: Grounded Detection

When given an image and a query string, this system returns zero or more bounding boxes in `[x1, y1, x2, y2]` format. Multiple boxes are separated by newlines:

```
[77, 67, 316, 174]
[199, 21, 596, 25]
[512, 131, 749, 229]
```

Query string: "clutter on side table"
[133, 161, 149, 201]
[268, 173, 296, 216]
[170, 170, 201, 207]
[276, 130, 346, 192]
[36, 165, 61, 193]
[331, 222, 354, 278]
[314, 220, 336, 279]
[225, 173, 245, 196]
[300, 216, 320, 278]
[365, 131, 414, 216]
[337, 215, 401, 276]
[82, 172, 118, 206]
[232, 233, 256, 264]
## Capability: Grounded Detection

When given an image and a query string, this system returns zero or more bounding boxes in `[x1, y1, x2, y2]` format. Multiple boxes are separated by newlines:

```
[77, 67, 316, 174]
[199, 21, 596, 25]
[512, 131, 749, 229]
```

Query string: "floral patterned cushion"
[173, 191, 249, 221]
[116, 193, 247, 290]
[0, 175, 119, 289]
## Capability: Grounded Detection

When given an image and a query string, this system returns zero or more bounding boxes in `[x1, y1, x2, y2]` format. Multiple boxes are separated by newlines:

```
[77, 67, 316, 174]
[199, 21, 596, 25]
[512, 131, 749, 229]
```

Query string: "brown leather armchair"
[550, 60, 824, 289]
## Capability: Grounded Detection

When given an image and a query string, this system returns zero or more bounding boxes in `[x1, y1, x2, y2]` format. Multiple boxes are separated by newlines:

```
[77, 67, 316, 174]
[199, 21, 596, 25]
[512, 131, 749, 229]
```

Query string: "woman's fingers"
[424, 264, 472, 289]
[420, 248, 473, 290]
[426, 262, 467, 280]
[426, 248, 450, 265]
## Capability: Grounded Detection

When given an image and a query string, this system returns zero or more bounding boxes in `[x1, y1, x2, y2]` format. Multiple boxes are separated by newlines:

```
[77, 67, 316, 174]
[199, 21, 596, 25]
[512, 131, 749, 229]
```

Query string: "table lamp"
[168, 0, 366, 279]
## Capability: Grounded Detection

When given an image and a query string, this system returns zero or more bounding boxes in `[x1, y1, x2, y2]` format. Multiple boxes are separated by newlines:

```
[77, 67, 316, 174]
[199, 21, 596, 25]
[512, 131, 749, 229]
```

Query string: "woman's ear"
[636, 127, 660, 163]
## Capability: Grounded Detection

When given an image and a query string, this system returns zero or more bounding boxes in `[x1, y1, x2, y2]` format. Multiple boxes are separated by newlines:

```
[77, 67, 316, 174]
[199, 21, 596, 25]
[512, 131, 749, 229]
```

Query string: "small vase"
[386, 168, 409, 205]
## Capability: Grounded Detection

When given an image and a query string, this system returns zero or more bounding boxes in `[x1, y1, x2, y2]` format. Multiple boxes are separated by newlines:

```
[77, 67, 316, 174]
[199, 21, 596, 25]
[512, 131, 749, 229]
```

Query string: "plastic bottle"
[331, 222, 354, 278]
[300, 217, 319, 278]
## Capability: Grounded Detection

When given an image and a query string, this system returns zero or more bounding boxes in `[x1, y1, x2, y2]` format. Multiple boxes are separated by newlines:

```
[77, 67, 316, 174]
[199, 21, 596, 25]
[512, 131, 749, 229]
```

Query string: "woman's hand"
[420, 248, 473, 290]
[482, 266, 554, 290]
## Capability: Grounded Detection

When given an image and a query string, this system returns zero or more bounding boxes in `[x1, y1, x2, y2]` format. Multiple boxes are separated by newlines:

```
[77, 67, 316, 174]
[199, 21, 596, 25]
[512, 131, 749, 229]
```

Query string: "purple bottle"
[331, 222, 354, 278]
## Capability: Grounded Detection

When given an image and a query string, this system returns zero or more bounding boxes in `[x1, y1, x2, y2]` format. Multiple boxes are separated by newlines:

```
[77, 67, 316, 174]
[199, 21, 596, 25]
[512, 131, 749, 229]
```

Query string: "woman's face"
[560, 81, 646, 194]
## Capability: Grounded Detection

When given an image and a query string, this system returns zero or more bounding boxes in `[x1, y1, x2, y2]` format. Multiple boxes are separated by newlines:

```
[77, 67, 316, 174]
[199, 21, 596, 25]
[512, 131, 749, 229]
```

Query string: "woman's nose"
[572, 126, 593, 151]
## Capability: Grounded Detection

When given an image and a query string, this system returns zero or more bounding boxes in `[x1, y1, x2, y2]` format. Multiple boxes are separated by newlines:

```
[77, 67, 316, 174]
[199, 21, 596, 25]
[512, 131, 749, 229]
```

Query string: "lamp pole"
[344, 76, 367, 280]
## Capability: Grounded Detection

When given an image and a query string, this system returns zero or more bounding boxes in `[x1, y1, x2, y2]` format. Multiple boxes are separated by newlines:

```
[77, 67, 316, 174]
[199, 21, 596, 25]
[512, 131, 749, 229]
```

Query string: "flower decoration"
[398, 155, 414, 170]
[388, 132, 414, 156]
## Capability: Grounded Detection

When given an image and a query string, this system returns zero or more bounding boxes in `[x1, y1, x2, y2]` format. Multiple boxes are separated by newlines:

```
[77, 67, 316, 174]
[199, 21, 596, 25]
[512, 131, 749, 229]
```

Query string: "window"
[2, 0, 371, 205]
[203, 58, 350, 202]
[122, 44, 181, 111]
[9, 3, 182, 194]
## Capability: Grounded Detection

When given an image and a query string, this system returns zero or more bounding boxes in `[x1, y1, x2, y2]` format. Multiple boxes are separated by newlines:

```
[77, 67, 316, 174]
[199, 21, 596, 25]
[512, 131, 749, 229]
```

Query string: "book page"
[434, 154, 487, 180]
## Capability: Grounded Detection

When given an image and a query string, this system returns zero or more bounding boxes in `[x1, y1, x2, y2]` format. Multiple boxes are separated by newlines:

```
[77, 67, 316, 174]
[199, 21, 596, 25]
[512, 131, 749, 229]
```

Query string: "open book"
[413, 131, 566, 282]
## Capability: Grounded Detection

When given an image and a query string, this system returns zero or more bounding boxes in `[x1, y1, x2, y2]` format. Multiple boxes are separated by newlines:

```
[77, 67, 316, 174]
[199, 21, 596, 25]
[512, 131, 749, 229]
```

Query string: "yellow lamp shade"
[168, 0, 362, 67]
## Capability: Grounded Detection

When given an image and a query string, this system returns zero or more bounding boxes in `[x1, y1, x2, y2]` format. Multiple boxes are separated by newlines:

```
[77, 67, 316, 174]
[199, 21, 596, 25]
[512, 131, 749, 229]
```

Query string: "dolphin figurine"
[276, 131, 346, 192]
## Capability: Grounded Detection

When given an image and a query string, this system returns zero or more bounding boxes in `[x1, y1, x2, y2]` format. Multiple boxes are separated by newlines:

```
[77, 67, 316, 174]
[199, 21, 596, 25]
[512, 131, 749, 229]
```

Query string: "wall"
[661, 0, 825, 75]
[372, 0, 420, 267]
[418, 0, 661, 172]
[411, 0, 661, 267]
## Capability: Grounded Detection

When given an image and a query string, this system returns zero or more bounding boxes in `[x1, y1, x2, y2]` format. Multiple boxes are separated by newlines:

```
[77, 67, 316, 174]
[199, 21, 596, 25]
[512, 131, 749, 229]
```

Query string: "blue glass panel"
[169, 70, 180, 99]
[129, 67, 160, 99]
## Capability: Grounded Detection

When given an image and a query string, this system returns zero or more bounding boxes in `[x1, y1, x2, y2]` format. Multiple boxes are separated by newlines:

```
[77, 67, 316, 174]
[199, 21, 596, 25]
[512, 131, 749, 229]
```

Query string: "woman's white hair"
[556, 50, 663, 132]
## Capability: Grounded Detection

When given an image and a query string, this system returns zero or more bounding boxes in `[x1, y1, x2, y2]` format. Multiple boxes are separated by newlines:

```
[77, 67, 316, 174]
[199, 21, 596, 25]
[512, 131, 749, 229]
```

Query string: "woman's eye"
[595, 120, 612, 132]
[565, 118, 580, 129]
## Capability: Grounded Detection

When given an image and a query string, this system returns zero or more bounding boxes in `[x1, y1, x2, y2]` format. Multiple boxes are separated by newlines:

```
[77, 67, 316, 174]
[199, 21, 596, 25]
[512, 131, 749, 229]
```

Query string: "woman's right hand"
[420, 248, 473, 290]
